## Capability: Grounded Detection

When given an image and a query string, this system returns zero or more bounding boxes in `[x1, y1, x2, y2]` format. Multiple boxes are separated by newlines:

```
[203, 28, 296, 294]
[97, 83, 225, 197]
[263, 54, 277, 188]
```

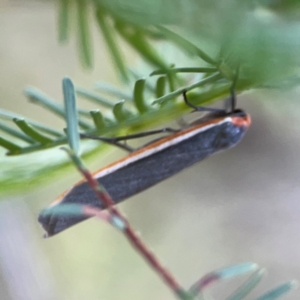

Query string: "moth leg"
[230, 66, 239, 112]
[182, 90, 224, 113]
[102, 128, 179, 141]
[80, 127, 179, 152]
[80, 134, 135, 152]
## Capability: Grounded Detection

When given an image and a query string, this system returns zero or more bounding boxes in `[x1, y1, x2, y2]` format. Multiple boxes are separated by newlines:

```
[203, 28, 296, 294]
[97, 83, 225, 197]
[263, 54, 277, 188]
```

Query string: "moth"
[39, 90, 251, 236]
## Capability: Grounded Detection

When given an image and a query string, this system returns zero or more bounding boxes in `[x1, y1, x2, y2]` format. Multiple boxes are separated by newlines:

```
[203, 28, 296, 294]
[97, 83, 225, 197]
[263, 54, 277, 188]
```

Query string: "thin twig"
[64, 148, 188, 299]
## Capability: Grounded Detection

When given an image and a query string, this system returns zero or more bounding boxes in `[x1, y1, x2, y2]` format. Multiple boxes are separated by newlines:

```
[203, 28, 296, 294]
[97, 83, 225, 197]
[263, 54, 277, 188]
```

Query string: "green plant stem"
[152, 72, 222, 104]
[151, 67, 217, 76]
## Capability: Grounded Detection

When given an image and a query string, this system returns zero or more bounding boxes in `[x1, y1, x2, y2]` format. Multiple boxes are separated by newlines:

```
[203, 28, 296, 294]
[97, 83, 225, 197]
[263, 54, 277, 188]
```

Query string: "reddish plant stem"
[80, 168, 184, 296]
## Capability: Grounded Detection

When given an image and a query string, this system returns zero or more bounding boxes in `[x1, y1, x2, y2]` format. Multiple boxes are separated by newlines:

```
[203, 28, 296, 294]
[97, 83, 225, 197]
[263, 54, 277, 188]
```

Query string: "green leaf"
[190, 263, 258, 295]
[57, 0, 70, 42]
[0, 121, 35, 144]
[96, 0, 181, 26]
[63, 77, 80, 155]
[157, 26, 217, 65]
[256, 281, 298, 300]
[0, 137, 22, 153]
[115, 21, 168, 69]
[0, 109, 63, 137]
[226, 269, 266, 300]
[95, 82, 132, 100]
[24, 87, 92, 130]
[215, 263, 258, 279]
[13, 119, 53, 145]
[95, 8, 129, 82]
[40, 203, 85, 219]
[133, 79, 148, 113]
[76, 0, 93, 68]
[90, 110, 106, 131]
[25, 86, 66, 117]
[76, 87, 115, 108]
[113, 101, 133, 122]
[176, 289, 195, 300]
[155, 76, 166, 99]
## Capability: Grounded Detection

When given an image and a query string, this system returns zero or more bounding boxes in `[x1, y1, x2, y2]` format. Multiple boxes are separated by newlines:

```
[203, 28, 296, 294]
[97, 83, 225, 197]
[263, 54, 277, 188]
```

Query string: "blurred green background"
[1, 1, 300, 299]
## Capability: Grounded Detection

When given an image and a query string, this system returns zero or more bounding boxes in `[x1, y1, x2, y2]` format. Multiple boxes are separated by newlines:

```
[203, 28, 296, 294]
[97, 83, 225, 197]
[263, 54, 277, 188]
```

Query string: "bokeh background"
[1, 1, 300, 299]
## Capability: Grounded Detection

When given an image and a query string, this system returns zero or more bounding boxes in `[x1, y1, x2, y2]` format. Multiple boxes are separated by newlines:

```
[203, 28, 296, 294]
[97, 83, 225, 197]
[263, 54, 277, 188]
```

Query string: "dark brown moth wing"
[39, 120, 249, 236]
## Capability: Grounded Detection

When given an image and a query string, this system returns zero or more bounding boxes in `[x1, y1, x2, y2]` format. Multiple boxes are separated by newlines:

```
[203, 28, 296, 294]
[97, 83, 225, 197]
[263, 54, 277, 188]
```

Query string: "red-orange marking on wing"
[231, 114, 251, 128]
[89, 116, 227, 178]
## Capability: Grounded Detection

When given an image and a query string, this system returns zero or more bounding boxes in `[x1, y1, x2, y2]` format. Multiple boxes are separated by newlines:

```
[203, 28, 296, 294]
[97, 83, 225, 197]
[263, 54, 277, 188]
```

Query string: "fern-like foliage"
[0, 71, 222, 155]
[1, 1, 300, 192]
